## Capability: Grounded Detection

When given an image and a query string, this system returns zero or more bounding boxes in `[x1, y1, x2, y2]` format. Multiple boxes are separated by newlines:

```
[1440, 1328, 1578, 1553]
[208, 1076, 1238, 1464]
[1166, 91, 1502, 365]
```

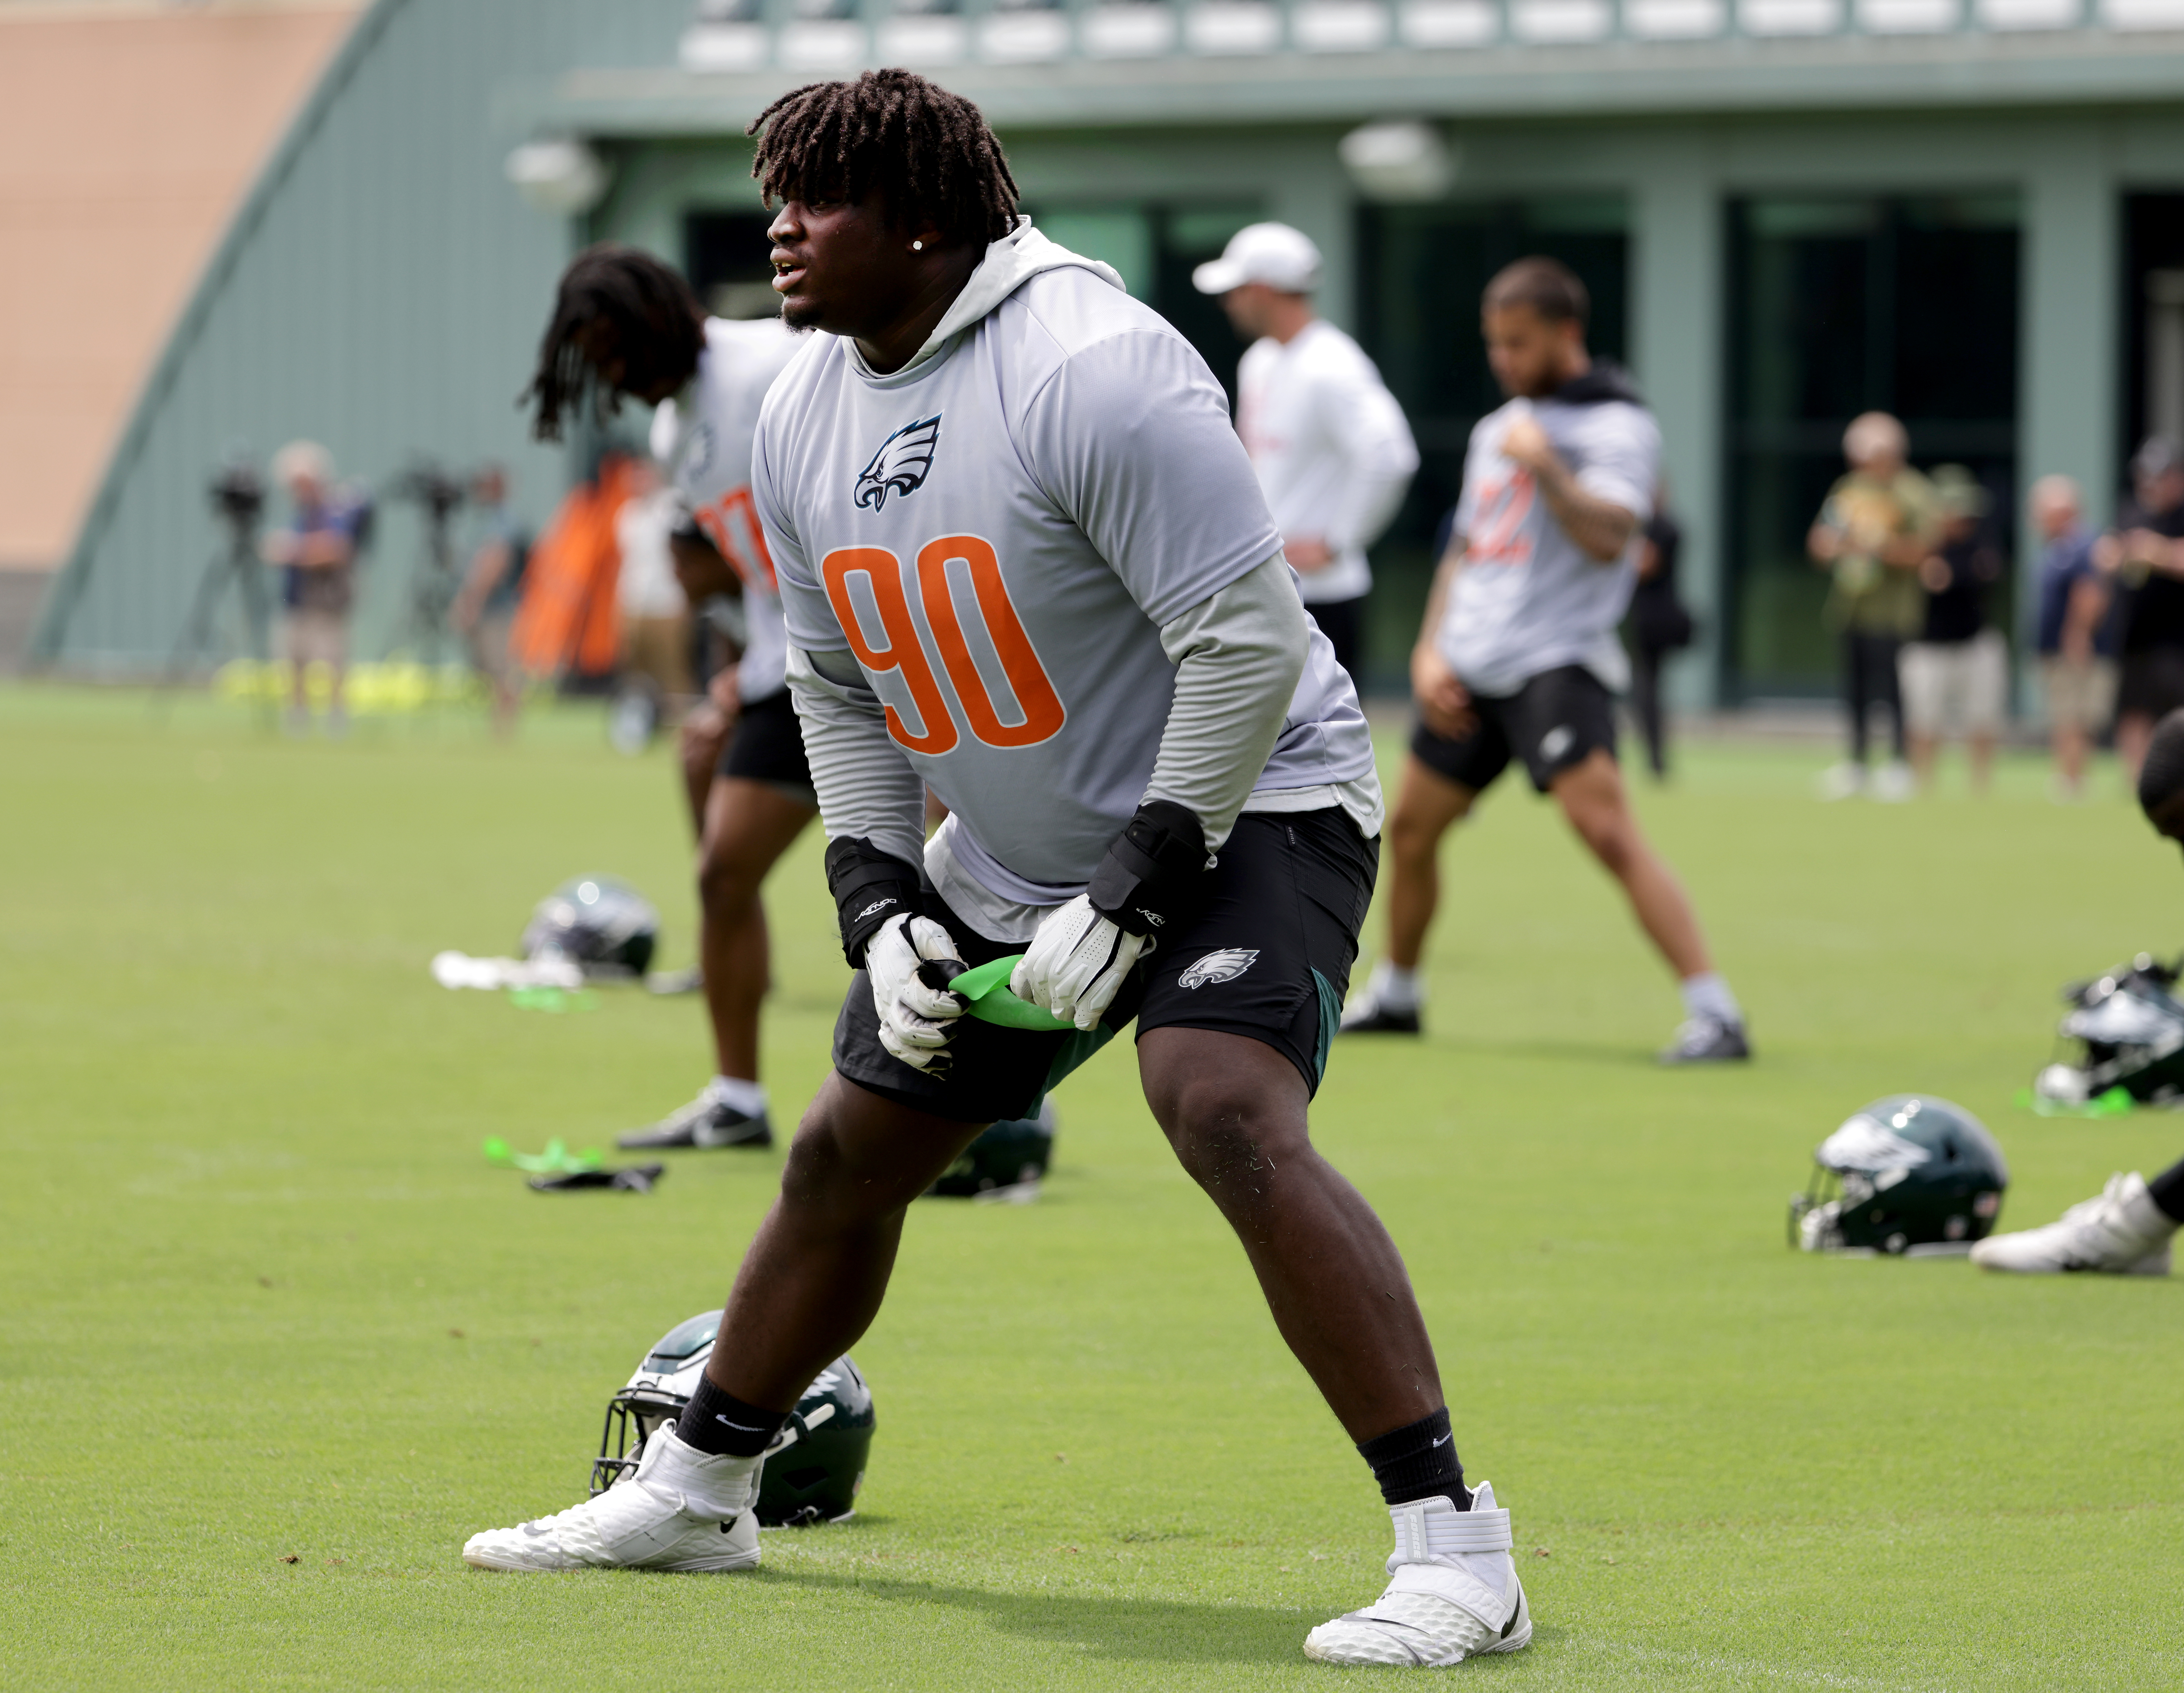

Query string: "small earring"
[911, 240, 924, 252]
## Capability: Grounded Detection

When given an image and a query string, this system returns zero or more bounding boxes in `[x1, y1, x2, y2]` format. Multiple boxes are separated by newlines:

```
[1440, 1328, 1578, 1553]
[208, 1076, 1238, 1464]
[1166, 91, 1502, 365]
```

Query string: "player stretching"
[1341, 258, 1750, 1064]
[467, 70, 1532, 1670]
[527, 247, 810, 1148]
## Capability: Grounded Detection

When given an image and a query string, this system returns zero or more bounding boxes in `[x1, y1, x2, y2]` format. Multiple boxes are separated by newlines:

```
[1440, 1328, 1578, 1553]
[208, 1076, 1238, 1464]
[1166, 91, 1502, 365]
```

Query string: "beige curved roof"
[0, 0, 359, 571]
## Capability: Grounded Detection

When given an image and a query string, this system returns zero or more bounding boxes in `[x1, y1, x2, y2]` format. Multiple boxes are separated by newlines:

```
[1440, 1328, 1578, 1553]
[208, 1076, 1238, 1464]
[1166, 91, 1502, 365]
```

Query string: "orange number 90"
[819, 538, 1066, 754]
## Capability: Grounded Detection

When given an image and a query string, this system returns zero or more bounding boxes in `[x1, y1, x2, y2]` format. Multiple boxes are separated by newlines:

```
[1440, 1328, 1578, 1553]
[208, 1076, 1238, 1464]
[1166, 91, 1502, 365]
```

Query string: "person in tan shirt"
[1807, 410, 1939, 801]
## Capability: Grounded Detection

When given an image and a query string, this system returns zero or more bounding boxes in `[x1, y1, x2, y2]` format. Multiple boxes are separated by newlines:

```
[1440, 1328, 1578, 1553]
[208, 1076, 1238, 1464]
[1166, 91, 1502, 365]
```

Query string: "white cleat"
[1304, 1481, 1532, 1668]
[1969, 1171, 2175, 1276]
[1870, 760, 1916, 803]
[462, 1424, 762, 1572]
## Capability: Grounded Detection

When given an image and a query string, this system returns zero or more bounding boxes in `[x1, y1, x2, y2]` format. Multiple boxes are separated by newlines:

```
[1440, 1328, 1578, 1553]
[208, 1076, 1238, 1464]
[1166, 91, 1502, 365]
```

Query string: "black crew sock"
[2146, 1157, 2184, 1225]
[1358, 1408, 1472, 1511]
[676, 1373, 789, 1458]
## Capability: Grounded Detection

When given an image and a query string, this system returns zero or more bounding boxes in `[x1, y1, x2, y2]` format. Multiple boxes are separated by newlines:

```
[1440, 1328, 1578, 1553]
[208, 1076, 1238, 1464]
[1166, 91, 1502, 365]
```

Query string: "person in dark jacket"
[1624, 497, 1695, 780]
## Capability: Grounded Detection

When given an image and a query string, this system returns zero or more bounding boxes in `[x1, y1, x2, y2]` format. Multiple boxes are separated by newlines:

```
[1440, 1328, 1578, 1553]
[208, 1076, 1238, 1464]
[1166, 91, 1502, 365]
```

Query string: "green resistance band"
[948, 954, 1072, 1031]
[483, 1136, 604, 1174]
[2016, 1084, 2136, 1119]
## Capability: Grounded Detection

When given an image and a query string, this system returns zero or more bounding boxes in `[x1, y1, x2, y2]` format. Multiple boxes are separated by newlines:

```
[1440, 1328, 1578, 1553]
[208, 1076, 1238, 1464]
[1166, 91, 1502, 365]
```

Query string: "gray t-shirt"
[1437, 381, 1658, 696]
[756, 251, 1374, 899]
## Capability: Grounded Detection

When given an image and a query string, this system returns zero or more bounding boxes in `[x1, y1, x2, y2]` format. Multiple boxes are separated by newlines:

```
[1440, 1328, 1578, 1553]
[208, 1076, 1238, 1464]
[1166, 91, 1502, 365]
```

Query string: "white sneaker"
[462, 1424, 762, 1572]
[1816, 762, 1866, 801]
[1303, 1482, 1532, 1667]
[1871, 760, 1916, 803]
[1969, 1172, 2175, 1276]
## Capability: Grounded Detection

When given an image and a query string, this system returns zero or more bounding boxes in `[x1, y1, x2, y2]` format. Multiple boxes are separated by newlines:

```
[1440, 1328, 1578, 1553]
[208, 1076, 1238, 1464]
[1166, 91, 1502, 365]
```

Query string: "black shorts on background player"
[834, 810, 1377, 1125]
[1410, 664, 1617, 795]
[716, 687, 816, 804]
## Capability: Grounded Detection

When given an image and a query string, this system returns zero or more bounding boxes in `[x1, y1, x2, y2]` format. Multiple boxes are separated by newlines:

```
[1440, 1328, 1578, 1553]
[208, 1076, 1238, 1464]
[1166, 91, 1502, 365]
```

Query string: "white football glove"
[1011, 894, 1151, 1033]
[866, 913, 969, 1072]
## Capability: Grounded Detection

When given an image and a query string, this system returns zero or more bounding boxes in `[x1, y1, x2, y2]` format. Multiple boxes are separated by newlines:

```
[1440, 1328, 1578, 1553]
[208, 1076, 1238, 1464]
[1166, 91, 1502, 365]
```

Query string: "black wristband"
[1086, 800, 1209, 939]
[824, 836, 923, 969]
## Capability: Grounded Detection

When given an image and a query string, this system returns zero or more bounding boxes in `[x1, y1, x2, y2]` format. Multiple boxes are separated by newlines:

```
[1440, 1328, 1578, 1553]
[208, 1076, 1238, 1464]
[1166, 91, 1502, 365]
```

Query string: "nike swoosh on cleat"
[713, 1415, 770, 1430]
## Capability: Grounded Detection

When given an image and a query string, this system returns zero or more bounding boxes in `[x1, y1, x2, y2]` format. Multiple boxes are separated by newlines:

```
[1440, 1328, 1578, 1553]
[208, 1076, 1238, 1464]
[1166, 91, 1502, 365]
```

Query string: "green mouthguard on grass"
[949, 954, 1072, 1031]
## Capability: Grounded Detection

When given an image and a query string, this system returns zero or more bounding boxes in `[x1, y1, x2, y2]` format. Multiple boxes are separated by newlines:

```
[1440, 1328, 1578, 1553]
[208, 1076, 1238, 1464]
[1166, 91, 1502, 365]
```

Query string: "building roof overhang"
[513, 25, 2184, 138]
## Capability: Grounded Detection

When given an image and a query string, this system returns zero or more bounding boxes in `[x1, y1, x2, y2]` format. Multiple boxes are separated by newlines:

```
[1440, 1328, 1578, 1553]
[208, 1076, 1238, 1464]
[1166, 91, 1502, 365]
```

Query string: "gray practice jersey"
[756, 224, 1375, 913]
[1436, 381, 1658, 696]
[651, 316, 805, 702]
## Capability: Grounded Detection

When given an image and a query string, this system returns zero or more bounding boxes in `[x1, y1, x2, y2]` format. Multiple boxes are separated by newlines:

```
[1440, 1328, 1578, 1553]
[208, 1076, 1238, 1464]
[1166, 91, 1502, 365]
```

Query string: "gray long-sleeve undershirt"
[786, 551, 1308, 873]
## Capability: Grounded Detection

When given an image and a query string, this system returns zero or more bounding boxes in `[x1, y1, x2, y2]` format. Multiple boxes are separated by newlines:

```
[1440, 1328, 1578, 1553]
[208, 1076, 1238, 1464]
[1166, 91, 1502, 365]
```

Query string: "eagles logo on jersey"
[854, 415, 941, 511]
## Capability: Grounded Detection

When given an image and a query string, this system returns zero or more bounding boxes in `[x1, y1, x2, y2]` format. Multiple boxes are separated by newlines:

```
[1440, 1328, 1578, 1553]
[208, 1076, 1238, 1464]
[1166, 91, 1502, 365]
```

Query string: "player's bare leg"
[679, 702, 732, 836]
[1135, 1026, 1528, 1665]
[697, 777, 818, 1082]
[705, 1076, 985, 1409]
[1343, 756, 1472, 1034]
[1549, 749, 1709, 977]
[1550, 750, 1748, 1061]
[1385, 757, 1476, 972]
[1138, 1026, 1442, 1435]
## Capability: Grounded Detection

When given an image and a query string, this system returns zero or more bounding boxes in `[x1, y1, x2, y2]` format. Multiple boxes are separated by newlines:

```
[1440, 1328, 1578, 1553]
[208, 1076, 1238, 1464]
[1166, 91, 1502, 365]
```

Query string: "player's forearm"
[1148, 553, 1310, 853]
[786, 646, 926, 868]
[1531, 461, 1635, 562]
[1414, 547, 1462, 658]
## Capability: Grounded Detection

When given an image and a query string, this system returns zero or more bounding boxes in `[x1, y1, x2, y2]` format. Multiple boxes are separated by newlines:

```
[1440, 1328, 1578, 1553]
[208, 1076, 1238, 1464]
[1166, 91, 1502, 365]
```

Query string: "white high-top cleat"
[1304, 1482, 1532, 1668]
[462, 1424, 762, 1572]
[1969, 1171, 2175, 1275]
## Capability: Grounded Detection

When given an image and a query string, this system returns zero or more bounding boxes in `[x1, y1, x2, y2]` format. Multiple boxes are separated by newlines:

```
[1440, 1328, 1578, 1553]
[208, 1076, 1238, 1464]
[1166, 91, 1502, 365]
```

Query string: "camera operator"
[260, 440, 366, 733]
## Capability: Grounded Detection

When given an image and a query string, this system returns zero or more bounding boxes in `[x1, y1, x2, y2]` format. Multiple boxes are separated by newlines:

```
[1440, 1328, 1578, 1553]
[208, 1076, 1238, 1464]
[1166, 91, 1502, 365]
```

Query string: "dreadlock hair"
[525, 245, 705, 442]
[747, 69, 1019, 248]
[2139, 708, 2184, 839]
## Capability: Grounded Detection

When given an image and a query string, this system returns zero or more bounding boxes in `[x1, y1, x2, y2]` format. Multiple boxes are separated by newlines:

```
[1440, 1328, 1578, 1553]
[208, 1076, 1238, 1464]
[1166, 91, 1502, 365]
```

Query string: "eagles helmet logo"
[1180, 948, 1259, 990]
[854, 415, 941, 511]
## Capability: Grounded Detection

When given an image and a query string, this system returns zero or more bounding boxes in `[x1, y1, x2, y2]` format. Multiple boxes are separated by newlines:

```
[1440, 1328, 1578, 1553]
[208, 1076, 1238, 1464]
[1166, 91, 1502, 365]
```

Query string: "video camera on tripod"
[389, 458, 469, 662]
[165, 454, 272, 692]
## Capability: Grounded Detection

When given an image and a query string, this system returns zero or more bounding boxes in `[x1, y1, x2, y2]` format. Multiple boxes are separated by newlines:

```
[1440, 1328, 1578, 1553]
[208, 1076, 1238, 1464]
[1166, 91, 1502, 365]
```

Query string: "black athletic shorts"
[1410, 664, 1617, 795]
[716, 687, 815, 805]
[832, 809, 1379, 1124]
[2117, 646, 2184, 723]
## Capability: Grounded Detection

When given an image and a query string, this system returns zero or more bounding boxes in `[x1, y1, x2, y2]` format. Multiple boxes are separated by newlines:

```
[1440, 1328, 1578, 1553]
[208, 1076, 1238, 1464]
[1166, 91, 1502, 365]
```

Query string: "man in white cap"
[1195, 222, 1418, 691]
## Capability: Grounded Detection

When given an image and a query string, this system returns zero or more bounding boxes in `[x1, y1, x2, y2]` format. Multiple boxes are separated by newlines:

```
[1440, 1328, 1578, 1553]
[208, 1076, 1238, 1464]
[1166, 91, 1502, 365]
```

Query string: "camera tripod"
[390, 462, 466, 670]
[165, 472, 272, 711]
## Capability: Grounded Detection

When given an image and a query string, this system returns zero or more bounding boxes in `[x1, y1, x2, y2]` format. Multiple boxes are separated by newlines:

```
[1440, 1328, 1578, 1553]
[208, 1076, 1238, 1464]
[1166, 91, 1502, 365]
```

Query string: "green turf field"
[3, 685, 2180, 1690]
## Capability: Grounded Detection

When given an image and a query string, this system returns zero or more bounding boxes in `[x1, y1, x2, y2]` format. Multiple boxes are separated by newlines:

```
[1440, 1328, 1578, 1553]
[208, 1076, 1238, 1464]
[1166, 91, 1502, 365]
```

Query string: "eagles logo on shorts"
[854, 414, 941, 511]
[1181, 948, 1259, 989]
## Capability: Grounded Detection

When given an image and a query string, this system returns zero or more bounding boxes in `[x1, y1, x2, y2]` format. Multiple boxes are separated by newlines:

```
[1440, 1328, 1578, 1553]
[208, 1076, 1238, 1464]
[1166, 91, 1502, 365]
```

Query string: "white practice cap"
[1191, 222, 1322, 296]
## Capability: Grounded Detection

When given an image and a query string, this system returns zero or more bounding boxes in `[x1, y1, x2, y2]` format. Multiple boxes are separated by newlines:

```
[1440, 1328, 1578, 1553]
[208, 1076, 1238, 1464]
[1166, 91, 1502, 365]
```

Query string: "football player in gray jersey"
[1341, 257, 1750, 1066]
[465, 72, 1533, 1669]
[519, 247, 814, 1150]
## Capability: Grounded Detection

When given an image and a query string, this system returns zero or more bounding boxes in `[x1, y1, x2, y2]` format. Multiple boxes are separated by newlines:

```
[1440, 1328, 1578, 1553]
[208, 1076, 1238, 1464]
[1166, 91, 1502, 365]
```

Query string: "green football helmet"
[590, 1310, 875, 1525]
[1789, 1095, 2008, 1256]
[927, 1100, 1054, 1199]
